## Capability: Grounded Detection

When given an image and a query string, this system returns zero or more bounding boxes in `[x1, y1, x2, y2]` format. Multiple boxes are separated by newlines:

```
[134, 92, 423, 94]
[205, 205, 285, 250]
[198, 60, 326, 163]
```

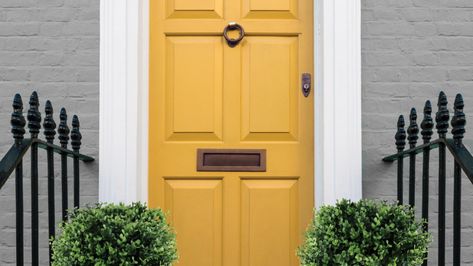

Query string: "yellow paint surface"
[150, 0, 313, 264]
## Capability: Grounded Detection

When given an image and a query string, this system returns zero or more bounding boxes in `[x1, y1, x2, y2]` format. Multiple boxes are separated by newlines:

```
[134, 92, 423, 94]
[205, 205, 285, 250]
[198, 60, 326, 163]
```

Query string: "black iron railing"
[383, 92, 473, 266]
[0, 92, 94, 266]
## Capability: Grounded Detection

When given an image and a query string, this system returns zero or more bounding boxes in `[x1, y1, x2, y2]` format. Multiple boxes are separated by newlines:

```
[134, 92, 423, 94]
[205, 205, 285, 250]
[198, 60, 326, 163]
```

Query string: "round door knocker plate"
[223, 22, 245, 48]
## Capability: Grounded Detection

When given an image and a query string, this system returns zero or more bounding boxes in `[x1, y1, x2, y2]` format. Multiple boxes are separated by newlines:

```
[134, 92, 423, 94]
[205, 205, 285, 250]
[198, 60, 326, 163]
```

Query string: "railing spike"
[11, 94, 26, 145]
[71, 115, 82, 151]
[436, 91, 450, 138]
[421, 100, 434, 144]
[27, 91, 41, 139]
[395, 115, 406, 151]
[451, 93, 466, 145]
[407, 108, 419, 148]
[43, 100, 56, 143]
[58, 108, 70, 149]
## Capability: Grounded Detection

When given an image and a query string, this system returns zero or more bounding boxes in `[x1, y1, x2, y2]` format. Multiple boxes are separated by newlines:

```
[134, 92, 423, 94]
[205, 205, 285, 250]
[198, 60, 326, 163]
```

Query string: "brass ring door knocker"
[223, 22, 245, 47]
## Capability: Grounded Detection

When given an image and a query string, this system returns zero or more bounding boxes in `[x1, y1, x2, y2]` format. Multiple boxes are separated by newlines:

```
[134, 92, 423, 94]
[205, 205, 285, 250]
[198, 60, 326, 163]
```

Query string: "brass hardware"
[223, 22, 245, 48]
[302, 73, 311, 97]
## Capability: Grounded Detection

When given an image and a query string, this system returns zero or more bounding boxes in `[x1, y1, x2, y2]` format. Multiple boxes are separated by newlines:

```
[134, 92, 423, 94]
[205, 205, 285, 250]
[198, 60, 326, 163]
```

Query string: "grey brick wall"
[362, 1, 473, 265]
[0, 0, 99, 265]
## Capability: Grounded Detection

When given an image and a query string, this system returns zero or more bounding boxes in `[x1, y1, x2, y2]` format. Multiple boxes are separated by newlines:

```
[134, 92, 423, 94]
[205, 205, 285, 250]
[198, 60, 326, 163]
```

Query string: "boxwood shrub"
[52, 202, 177, 266]
[298, 199, 430, 266]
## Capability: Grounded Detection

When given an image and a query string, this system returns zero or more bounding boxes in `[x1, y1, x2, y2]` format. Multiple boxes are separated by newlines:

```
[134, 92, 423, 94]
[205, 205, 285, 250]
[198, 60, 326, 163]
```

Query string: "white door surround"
[99, 0, 362, 206]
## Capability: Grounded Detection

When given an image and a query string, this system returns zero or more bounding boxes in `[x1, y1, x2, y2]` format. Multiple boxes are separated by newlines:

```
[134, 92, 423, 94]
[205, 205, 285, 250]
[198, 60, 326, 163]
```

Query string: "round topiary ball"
[298, 199, 430, 266]
[52, 202, 177, 266]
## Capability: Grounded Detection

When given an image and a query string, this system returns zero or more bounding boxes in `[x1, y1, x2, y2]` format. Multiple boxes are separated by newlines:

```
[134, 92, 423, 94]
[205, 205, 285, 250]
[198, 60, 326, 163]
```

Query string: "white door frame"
[99, 0, 362, 206]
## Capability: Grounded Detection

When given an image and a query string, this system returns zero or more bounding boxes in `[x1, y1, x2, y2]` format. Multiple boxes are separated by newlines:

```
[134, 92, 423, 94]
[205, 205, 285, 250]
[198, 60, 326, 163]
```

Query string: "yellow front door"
[149, 0, 313, 265]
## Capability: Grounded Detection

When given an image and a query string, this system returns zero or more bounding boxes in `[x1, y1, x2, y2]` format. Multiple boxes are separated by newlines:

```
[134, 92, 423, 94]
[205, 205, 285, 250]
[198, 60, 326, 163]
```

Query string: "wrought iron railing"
[383, 92, 473, 266]
[0, 92, 94, 266]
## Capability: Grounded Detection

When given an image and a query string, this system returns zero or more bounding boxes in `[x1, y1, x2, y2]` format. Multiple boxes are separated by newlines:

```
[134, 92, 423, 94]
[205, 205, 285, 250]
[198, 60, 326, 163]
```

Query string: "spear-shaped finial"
[395, 115, 406, 152]
[407, 108, 419, 148]
[451, 94, 466, 145]
[58, 108, 70, 149]
[436, 91, 450, 138]
[43, 100, 56, 143]
[421, 100, 434, 144]
[71, 115, 82, 151]
[11, 94, 26, 144]
[27, 91, 41, 138]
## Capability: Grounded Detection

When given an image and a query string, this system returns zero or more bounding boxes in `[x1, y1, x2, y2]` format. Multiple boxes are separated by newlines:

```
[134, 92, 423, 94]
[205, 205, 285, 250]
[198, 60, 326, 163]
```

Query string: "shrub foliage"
[52, 202, 177, 266]
[298, 199, 430, 266]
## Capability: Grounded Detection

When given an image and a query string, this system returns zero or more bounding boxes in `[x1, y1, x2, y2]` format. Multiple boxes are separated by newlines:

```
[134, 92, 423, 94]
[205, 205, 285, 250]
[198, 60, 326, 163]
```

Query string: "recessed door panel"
[241, 179, 299, 266]
[165, 37, 223, 141]
[241, 37, 299, 141]
[166, 0, 223, 19]
[164, 179, 223, 266]
[242, 0, 298, 19]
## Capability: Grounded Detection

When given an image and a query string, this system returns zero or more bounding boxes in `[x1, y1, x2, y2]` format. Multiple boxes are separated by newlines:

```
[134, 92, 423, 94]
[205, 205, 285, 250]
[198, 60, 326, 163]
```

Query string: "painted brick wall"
[0, 0, 99, 265]
[362, 0, 473, 265]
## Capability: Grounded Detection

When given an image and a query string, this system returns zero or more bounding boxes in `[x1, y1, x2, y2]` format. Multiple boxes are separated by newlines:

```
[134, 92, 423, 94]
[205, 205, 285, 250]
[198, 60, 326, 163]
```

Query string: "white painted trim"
[315, 0, 362, 207]
[99, 0, 149, 203]
[100, 0, 362, 206]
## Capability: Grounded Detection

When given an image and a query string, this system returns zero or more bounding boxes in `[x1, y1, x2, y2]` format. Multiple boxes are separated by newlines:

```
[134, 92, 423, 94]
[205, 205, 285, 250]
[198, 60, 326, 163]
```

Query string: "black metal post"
[15, 161, 23, 266]
[43, 100, 56, 265]
[420, 100, 433, 266]
[436, 91, 449, 266]
[30, 144, 39, 266]
[58, 108, 70, 221]
[407, 108, 419, 207]
[395, 115, 407, 204]
[27, 91, 41, 266]
[451, 94, 465, 266]
[71, 115, 82, 208]
[11, 94, 26, 266]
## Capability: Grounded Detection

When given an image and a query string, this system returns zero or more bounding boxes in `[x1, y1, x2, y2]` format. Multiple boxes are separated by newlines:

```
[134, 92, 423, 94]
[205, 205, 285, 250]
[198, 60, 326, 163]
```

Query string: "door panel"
[165, 37, 223, 141]
[150, 0, 313, 264]
[241, 37, 298, 141]
[165, 179, 223, 266]
[167, 0, 223, 19]
[242, 0, 298, 19]
[241, 179, 298, 266]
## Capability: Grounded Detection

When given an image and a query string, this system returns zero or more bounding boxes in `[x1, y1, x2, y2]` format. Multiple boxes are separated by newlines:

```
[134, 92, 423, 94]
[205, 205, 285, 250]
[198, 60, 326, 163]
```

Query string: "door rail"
[382, 92, 472, 266]
[0, 92, 94, 266]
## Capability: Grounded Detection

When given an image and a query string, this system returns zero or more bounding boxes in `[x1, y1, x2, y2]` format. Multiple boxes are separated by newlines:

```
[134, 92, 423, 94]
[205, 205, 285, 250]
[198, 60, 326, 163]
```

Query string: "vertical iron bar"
[421, 149, 430, 229]
[43, 100, 56, 265]
[27, 91, 41, 266]
[409, 153, 416, 206]
[61, 154, 68, 221]
[438, 142, 446, 265]
[451, 94, 465, 266]
[47, 147, 54, 264]
[71, 115, 82, 209]
[436, 91, 449, 266]
[395, 115, 406, 205]
[30, 143, 39, 266]
[73, 156, 79, 208]
[453, 160, 461, 266]
[11, 94, 25, 266]
[420, 100, 433, 266]
[407, 108, 419, 207]
[58, 108, 70, 221]
[421, 148, 430, 266]
[15, 161, 24, 266]
[397, 158, 404, 204]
